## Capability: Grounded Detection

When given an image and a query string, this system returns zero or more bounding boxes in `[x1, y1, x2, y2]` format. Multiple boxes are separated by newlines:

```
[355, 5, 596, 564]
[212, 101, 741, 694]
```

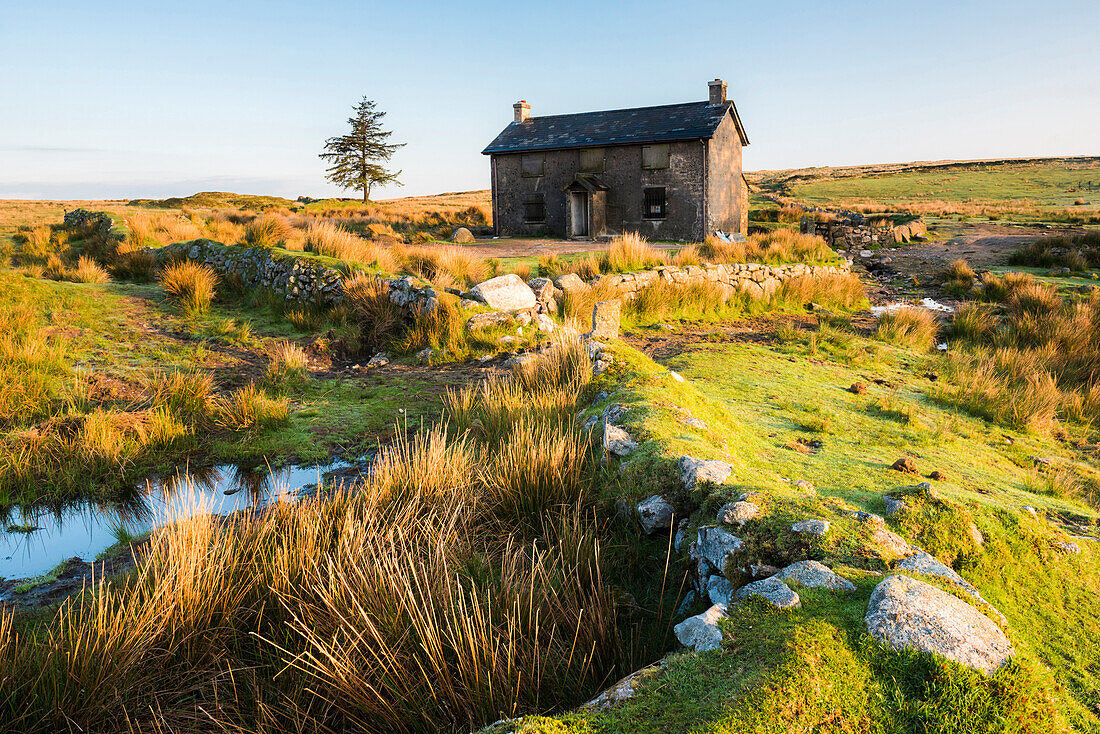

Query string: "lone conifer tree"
[319, 97, 405, 202]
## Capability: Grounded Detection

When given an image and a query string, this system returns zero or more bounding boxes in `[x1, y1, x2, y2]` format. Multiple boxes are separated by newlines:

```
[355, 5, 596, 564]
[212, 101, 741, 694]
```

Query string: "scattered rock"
[533, 313, 555, 333]
[707, 575, 736, 606]
[554, 272, 588, 293]
[776, 560, 856, 592]
[928, 470, 948, 482]
[735, 576, 801, 610]
[669, 370, 685, 382]
[585, 299, 621, 341]
[1056, 541, 1081, 554]
[717, 501, 760, 526]
[674, 603, 728, 652]
[676, 590, 697, 616]
[967, 522, 985, 547]
[890, 457, 920, 475]
[848, 382, 868, 395]
[791, 519, 830, 537]
[750, 561, 779, 578]
[415, 347, 433, 364]
[366, 353, 389, 368]
[527, 277, 555, 302]
[897, 552, 1004, 623]
[873, 528, 918, 559]
[792, 479, 815, 493]
[865, 575, 1013, 675]
[674, 520, 689, 551]
[449, 227, 475, 243]
[584, 662, 664, 709]
[468, 274, 537, 311]
[636, 495, 675, 535]
[603, 403, 629, 423]
[465, 311, 513, 331]
[917, 481, 933, 491]
[681, 416, 708, 430]
[679, 456, 732, 489]
[1022, 505, 1039, 518]
[883, 496, 907, 516]
[459, 298, 480, 310]
[850, 510, 887, 529]
[604, 424, 638, 457]
[694, 525, 744, 575]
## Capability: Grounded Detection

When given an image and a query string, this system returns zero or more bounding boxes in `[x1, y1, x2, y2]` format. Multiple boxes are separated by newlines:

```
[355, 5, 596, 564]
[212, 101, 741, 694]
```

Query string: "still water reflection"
[0, 462, 351, 582]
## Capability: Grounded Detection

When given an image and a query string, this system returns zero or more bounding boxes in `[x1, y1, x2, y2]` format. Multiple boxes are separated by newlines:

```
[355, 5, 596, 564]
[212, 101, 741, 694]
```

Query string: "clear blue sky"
[1, 0, 1097, 200]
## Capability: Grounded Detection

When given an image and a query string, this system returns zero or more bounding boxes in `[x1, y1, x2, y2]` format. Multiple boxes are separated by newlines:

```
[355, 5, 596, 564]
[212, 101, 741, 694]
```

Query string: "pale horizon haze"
[2, 0, 1098, 201]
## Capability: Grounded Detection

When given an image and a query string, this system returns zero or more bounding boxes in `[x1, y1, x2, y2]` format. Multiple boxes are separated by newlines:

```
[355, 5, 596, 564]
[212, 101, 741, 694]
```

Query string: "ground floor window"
[643, 187, 667, 219]
[524, 193, 546, 223]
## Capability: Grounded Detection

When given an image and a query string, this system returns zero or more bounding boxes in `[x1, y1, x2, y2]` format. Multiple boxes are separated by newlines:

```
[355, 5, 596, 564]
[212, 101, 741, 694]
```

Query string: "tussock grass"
[242, 213, 294, 248]
[599, 232, 668, 273]
[213, 384, 288, 432]
[342, 272, 404, 355]
[698, 229, 837, 266]
[264, 341, 309, 393]
[159, 261, 217, 315]
[1009, 231, 1100, 270]
[874, 308, 939, 351]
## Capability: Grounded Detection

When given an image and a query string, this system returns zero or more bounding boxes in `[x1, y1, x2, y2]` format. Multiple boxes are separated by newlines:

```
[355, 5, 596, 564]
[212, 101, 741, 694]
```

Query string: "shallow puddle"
[0, 462, 353, 582]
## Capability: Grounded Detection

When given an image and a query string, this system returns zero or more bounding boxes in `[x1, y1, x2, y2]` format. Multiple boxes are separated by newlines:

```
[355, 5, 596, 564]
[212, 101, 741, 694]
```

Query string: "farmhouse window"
[521, 154, 545, 177]
[579, 147, 605, 173]
[643, 187, 667, 219]
[641, 144, 670, 170]
[524, 193, 546, 223]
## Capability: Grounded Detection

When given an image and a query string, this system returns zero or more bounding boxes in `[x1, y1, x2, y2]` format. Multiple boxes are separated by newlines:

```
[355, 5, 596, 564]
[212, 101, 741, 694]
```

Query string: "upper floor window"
[579, 147, 605, 173]
[641, 144, 670, 170]
[521, 154, 544, 177]
[643, 187, 667, 220]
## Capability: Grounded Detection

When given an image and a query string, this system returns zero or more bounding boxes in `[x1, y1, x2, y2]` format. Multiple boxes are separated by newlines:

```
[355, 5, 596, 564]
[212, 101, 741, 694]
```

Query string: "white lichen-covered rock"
[584, 661, 664, 709]
[449, 226, 475, 243]
[554, 272, 588, 293]
[465, 311, 513, 331]
[792, 479, 815, 492]
[707, 574, 736, 607]
[791, 519, 830, 537]
[735, 576, 801, 609]
[468, 274, 537, 311]
[604, 424, 637, 457]
[533, 313, 555, 333]
[527, 277, 555, 302]
[897, 552, 1006, 625]
[717, 501, 760, 526]
[1055, 541, 1081, 554]
[872, 528, 919, 559]
[366, 353, 390, 368]
[636, 495, 675, 535]
[674, 603, 728, 652]
[694, 525, 744, 574]
[883, 496, 907, 517]
[679, 456, 732, 489]
[776, 560, 855, 592]
[865, 575, 1014, 675]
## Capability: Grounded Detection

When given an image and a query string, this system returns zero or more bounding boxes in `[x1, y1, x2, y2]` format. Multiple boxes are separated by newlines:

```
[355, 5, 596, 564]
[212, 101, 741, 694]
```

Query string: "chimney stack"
[708, 79, 727, 105]
[513, 100, 531, 123]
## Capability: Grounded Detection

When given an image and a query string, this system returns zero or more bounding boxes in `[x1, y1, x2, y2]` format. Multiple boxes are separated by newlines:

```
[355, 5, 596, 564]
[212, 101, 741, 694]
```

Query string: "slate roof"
[482, 100, 748, 155]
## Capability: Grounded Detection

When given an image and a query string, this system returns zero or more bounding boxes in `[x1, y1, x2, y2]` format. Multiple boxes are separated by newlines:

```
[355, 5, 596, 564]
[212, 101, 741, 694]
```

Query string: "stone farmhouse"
[482, 79, 749, 242]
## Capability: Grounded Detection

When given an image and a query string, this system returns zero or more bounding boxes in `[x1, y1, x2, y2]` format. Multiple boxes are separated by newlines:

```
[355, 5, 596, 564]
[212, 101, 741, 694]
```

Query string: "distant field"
[751, 157, 1100, 223]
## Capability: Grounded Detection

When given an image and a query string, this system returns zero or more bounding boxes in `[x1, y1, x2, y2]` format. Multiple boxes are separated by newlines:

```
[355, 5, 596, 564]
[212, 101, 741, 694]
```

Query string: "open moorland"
[0, 174, 1099, 734]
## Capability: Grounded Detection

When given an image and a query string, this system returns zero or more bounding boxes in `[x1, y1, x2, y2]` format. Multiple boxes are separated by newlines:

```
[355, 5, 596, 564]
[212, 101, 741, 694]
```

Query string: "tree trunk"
[363, 185, 370, 203]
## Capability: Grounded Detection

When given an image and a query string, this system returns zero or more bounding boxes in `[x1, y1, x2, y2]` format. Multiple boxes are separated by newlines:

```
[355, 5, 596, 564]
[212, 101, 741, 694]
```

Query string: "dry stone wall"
[800, 216, 927, 249]
[153, 239, 440, 315]
[584, 260, 852, 301]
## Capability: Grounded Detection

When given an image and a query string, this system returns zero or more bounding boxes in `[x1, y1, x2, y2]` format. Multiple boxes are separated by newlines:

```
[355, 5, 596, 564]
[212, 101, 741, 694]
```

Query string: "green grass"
[788, 159, 1100, 210]
[530, 319, 1100, 732]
